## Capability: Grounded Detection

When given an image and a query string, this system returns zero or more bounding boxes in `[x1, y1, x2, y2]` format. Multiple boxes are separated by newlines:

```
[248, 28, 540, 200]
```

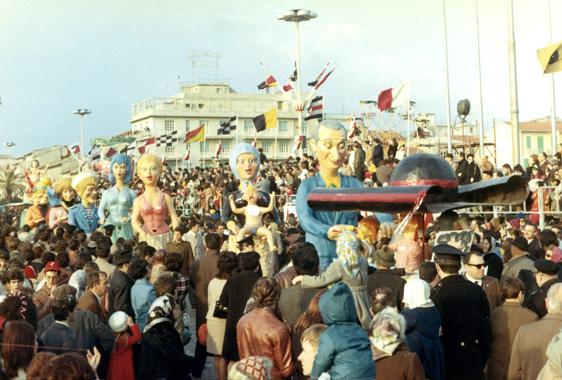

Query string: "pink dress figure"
[132, 154, 179, 250]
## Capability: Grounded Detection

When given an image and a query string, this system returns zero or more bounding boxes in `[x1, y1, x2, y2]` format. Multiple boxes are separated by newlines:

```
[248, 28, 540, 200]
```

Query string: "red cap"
[44, 261, 61, 273]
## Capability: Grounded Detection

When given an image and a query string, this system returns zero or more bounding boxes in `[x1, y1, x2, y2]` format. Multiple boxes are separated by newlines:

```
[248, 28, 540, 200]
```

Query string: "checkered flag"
[218, 116, 237, 135]
[156, 130, 179, 147]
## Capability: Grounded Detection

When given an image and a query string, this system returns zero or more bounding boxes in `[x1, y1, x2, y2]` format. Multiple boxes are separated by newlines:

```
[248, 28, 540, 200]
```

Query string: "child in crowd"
[107, 311, 141, 380]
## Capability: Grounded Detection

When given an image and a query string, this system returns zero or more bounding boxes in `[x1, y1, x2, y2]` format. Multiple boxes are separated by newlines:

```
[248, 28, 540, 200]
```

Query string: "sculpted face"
[139, 159, 161, 186]
[62, 188, 76, 203]
[313, 126, 346, 172]
[236, 153, 258, 181]
[112, 162, 127, 181]
[81, 184, 99, 205]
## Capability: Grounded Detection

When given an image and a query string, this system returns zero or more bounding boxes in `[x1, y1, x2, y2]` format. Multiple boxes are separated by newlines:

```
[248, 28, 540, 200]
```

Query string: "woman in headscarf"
[401, 278, 444, 380]
[293, 230, 371, 329]
[370, 307, 425, 380]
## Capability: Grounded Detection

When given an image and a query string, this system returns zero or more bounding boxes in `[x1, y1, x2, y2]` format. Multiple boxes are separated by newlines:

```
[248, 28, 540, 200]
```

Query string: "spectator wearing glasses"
[463, 251, 503, 312]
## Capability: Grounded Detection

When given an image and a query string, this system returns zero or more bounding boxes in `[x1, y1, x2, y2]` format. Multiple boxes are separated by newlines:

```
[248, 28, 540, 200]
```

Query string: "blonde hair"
[75, 177, 96, 197]
[137, 154, 163, 176]
[54, 177, 73, 197]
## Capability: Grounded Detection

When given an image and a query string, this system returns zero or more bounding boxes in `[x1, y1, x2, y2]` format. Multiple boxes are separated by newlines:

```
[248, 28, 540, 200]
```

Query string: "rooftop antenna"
[190, 51, 221, 84]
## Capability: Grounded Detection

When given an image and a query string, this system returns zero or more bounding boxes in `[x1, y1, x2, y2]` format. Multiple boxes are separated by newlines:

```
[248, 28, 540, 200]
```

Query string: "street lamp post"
[4, 142, 15, 164]
[278, 9, 317, 152]
[73, 109, 92, 155]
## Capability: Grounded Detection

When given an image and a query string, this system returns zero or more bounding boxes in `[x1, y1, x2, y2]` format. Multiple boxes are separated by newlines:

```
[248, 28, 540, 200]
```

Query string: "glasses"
[467, 263, 487, 269]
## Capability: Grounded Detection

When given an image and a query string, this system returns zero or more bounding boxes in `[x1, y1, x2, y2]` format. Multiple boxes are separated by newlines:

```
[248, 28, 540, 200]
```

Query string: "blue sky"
[1, 0, 560, 156]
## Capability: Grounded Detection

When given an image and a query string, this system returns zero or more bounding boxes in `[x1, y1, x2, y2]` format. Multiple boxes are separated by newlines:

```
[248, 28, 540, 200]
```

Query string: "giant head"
[309, 120, 347, 173]
[108, 154, 133, 185]
[229, 143, 260, 181]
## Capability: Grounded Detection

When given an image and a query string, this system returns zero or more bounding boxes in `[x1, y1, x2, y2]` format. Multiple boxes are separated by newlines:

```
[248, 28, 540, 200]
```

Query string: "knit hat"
[227, 356, 273, 380]
[375, 246, 395, 268]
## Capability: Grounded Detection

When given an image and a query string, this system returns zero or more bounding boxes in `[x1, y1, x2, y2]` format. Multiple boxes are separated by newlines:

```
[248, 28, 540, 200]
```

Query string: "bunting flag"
[377, 83, 409, 112]
[305, 96, 324, 121]
[138, 137, 155, 154]
[257, 75, 277, 90]
[156, 130, 179, 147]
[289, 62, 297, 82]
[308, 63, 330, 87]
[183, 147, 190, 161]
[537, 41, 562, 74]
[218, 117, 237, 135]
[69, 143, 81, 155]
[282, 83, 293, 92]
[347, 116, 357, 139]
[313, 65, 336, 90]
[293, 135, 305, 151]
[215, 142, 222, 158]
[185, 124, 205, 143]
[105, 147, 117, 158]
[253, 109, 278, 132]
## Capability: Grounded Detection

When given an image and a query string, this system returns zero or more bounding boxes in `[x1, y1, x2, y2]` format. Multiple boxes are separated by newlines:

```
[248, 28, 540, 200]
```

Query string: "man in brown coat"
[77, 271, 109, 321]
[464, 251, 503, 311]
[508, 282, 562, 380]
[486, 277, 538, 380]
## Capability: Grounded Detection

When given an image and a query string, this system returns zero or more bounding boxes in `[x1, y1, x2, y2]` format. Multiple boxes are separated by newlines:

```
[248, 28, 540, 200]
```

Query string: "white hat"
[109, 311, 129, 333]
[71, 172, 97, 191]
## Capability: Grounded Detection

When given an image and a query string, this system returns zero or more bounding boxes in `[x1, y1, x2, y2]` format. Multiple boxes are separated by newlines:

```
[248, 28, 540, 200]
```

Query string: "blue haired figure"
[98, 154, 136, 242]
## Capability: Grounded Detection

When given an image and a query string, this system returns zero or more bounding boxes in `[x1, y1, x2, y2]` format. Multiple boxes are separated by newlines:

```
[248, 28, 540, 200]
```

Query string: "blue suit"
[68, 204, 99, 234]
[296, 173, 363, 270]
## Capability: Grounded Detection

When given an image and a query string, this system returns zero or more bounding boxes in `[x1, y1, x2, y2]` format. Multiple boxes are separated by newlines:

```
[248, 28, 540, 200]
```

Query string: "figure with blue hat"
[98, 154, 136, 242]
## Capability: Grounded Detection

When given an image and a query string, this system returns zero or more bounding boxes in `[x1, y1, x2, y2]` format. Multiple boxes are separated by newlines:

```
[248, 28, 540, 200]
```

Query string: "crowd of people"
[1, 125, 562, 380]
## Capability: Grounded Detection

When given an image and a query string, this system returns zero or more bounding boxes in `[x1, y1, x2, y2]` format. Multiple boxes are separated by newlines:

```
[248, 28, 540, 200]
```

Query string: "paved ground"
[185, 306, 218, 379]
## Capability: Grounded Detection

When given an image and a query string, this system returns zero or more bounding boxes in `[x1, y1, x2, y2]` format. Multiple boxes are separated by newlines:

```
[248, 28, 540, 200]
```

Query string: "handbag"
[213, 300, 228, 318]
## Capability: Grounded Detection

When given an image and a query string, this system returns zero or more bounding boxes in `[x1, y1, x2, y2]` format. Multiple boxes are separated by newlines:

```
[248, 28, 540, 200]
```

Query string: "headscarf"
[370, 307, 405, 356]
[228, 356, 273, 380]
[402, 278, 434, 309]
[144, 295, 174, 333]
[229, 143, 260, 181]
[551, 247, 562, 264]
[336, 230, 361, 277]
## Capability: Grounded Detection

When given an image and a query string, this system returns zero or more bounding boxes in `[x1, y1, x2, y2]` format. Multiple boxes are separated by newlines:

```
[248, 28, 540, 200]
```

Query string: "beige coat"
[508, 313, 562, 380]
[486, 302, 538, 380]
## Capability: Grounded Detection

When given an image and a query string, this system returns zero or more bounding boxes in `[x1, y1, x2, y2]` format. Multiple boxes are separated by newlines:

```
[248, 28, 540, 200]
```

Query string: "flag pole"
[442, 0, 453, 154]
[236, 115, 240, 144]
[507, 0, 521, 164]
[548, 0, 557, 155]
[475, 0, 485, 158]
[175, 125, 179, 170]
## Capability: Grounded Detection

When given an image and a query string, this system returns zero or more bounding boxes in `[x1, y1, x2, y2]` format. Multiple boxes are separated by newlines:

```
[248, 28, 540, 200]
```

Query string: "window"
[262, 142, 272, 154]
[164, 120, 175, 132]
[279, 120, 288, 134]
[537, 136, 544, 152]
[279, 142, 289, 154]
[301, 124, 308, 136]
[165, 146, 175, 153]
[244, 120, 254, 135]
[185, 119, 190, 132]
[222, 142, 230, 155]
[200, 142, 210, 153]
[526, 136, 531, 149]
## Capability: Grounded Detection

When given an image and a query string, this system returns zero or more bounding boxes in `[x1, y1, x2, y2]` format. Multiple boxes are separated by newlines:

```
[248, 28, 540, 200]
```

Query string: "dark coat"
[367, 268, 406, 309]
[219, 270, 260, 361]
[524, 278, 561, 318]
[373, 345, 425, 380]
[40, 322, 77, 354]
[108, 269, 134, 318]
[466, 162, 481, 183]
[481, 275, 503, 312]
[431, 275, 491, 380]
[189, 249, 219, 328]
[402, 307, 445, 380]
[528, 238, 544, 261]
[484, 252, 504, 280]
[78, 289, 107, 321]
[138, 321, 190, 380]
[354, 148, 366, 180]
[279, 284, 321, 328]
[372, 143, 384, 167]
[455, 159, 468, 185]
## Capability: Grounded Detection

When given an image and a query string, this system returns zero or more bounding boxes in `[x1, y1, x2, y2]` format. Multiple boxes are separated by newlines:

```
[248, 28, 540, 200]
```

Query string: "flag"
[105, 147, 117, 158]
[215, 142, 222, 158]
[156, 130, 179, 147]
[293, 135, 305, 151]
[308, 62, 330, 87]
[218, 117, 237, 135]
[253, 109, 278, 132]
[69, 143, 81, 155]
[289, 62, 297, 82]
[282, 83, 293, 92]
[257, 75, 277, 90]
[314, 65, 336, 90]
[377, 83, 409, 112]
[305, 96, 324, 121]
[183, 147, 190, 161]
[537, 41, 562, 74]
[185, 124, 205, 143]
[138, 137, 155, 154]
[347, 116, 357, 139]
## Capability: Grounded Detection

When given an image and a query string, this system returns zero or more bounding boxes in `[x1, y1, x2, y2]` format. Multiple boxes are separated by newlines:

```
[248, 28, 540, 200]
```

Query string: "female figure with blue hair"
[98, 154, 136, 242]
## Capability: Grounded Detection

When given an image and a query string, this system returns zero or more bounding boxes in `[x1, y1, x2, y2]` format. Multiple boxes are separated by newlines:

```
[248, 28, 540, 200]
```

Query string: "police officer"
[523, 258, 561, 318]
[430, 244, 491, 380]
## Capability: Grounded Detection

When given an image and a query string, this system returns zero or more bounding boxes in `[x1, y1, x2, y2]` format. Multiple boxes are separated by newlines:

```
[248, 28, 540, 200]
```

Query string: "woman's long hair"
[2, 320, 36, 378]
[293, 289, 327, 336]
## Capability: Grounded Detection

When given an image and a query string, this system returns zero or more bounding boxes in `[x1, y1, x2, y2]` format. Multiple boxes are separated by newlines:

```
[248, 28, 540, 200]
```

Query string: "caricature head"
[357, 217, 380, 244]
[137, 154, 163, 186]
[54, 177, 76, 203]
[108, 154, 133, 185]
[242, 184, 260, 204]
[229, 143, 260, 181]
[72, 173, 98, 205]
[30, 159, 39, 169]
[309, 120, 347, 173]
[32, 186, 49, 206]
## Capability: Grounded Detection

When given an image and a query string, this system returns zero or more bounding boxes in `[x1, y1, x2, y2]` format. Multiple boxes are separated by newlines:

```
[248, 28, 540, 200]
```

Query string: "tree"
[0, 164, 26, 204]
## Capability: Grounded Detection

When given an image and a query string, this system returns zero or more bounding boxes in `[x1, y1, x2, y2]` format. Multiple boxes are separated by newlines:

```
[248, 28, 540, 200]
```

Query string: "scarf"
[144, 295, 174, 333]
[336, 230, 361, 277]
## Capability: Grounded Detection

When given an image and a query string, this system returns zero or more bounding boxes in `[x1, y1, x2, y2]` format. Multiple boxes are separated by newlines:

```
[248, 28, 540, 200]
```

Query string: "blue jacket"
[296, 174, 363, 270]
[68, 204, 99, 234]
[311, 282, 375, 380]
[131, 278, 157, 332]
[402, 307, 445, 380]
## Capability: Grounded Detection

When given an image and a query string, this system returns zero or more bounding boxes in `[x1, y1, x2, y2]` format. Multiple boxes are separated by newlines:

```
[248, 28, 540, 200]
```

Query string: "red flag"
[105, 147, 117, 158]
[183, 148, 190, 161]
[377, 83, 409, 111]
[138, 137, 156, 154]
[347, 116, 357, 139]
[69, 143, 81, 154]
[314, 66, 336, 90]
[293, 135, 304, 151]
[282, 83, 293, 92]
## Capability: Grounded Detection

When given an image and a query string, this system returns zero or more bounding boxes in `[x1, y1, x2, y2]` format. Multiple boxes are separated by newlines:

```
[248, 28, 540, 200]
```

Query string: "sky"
[0, 0, 561, 157]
